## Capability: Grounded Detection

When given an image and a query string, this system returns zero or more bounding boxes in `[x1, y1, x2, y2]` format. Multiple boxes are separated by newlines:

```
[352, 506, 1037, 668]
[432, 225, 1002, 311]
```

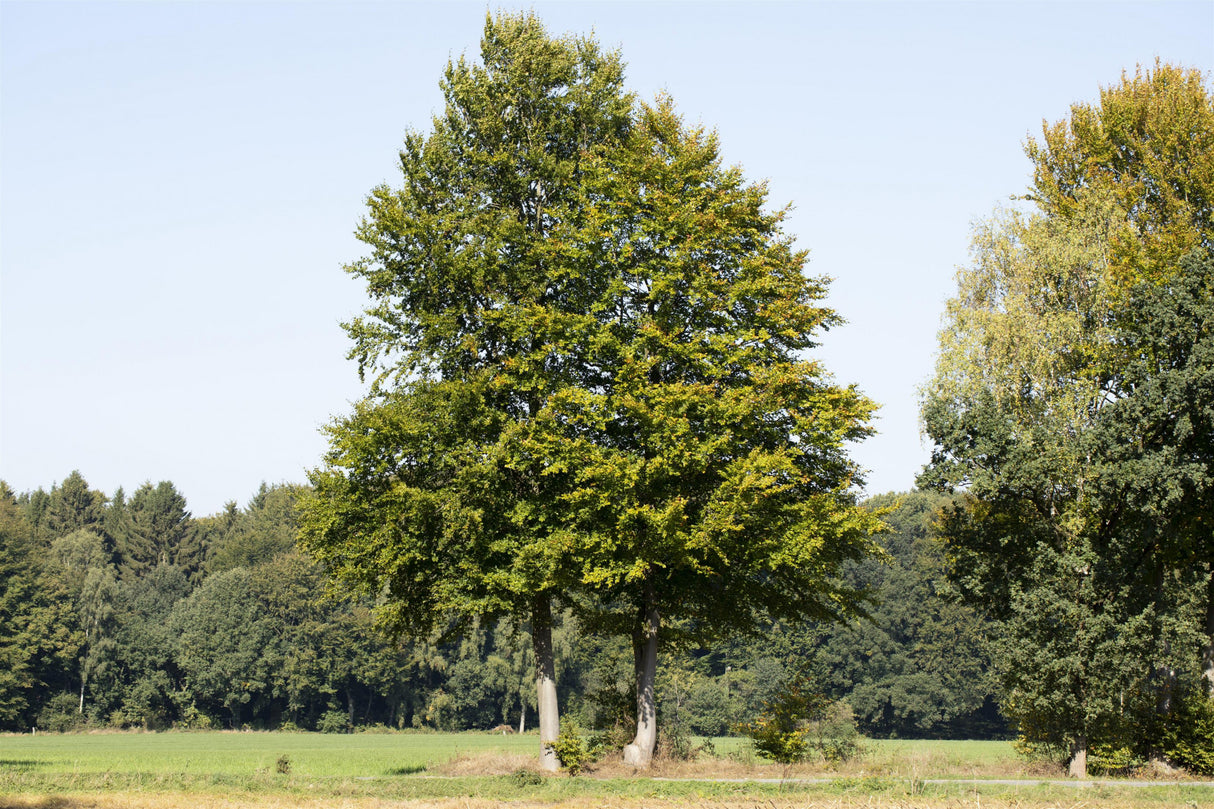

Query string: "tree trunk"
[1068, 736, 1087, 778]
[1204, 574, 1214, 696]
[519, 703, 526, 734]
[532, 594, 560, 772]
[624, 591, 659, 768]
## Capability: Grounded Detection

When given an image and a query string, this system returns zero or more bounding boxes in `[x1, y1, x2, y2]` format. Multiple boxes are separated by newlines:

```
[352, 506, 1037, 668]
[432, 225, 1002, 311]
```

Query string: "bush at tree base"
[740, 673, 862, 765]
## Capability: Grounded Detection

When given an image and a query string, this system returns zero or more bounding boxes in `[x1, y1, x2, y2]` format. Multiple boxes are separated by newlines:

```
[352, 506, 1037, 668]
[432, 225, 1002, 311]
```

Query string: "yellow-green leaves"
[1026, 61, 1213, 289]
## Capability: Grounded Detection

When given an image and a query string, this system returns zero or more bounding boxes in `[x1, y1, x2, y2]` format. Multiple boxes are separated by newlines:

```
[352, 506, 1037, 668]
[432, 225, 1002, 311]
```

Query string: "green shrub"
[1162, 692, 1214, 775]
[317, 709, 350, 734]
[36, 693, 85, 733]
[739, 677, 824, 764]
[657, 718, 693, 761]
[510, 767, 544, 786]
[813, 700, 862, 764]
[740, 675, 863, 765]
[172, 703, 213, 730]
[1089, 743, 1142, 776]
[548, 719, 596, 775]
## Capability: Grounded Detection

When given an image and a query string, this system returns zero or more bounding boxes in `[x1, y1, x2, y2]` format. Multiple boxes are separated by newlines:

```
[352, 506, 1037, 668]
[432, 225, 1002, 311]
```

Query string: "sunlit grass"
[0, 729, 534, 778]
[1, 731, 1210, 808]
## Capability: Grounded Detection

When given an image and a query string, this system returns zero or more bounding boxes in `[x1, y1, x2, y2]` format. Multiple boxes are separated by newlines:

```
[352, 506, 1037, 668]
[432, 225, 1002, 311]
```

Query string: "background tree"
[0, 484, 40, 726]
[1026, 60, 1213, 287]
[120, 481, 205, 581]
[920, 63, 1213, 776]
[300, 11, 632, 770]
[204, 483, 305, 574]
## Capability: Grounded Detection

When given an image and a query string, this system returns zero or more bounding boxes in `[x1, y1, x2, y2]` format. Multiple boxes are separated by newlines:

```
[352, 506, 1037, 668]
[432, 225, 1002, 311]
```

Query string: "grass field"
[2, 731, 1210, 809]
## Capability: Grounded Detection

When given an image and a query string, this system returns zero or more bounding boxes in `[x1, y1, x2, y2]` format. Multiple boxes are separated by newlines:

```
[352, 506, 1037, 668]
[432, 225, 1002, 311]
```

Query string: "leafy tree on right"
[920, 62, 1213, 777]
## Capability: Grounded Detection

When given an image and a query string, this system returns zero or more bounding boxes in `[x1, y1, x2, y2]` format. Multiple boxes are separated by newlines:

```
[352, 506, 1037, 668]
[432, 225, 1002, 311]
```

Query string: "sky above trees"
[2, 0, 1210, 516]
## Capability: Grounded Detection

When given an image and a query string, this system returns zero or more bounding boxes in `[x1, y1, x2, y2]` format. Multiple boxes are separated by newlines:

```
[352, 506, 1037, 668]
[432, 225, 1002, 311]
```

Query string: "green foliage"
[36, 692, 85, 732]
[205, 484, 305, 574]
[921, 63, 1214, 776]
[1160, 690, 1214, 776]
[0, 484, 40, 726]
[510, 767, 544, 786]
[548, 718, 596, 774]
[742, 675, 827, 765]
[814, 701, 862, 764]
[316, 709, 350, 734]
[1026, 61, 1214, 286]
[302, 13, 883, 769]
[741, 672, 864, 767]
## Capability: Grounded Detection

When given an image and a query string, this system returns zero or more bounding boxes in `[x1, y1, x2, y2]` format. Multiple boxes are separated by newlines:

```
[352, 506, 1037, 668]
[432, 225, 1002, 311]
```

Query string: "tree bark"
[1068, 736, 1087, 778]
[532, 594, 560, 772]
[518, 703, 526, 735]
[624, 589, 659, 768]
[1204, 573, 1214, 696]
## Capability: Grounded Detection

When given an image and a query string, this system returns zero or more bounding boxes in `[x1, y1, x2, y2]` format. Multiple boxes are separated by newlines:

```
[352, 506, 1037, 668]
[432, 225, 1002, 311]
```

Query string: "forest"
[0, 475, 1002, 742]
[2, 10, 1212, 783]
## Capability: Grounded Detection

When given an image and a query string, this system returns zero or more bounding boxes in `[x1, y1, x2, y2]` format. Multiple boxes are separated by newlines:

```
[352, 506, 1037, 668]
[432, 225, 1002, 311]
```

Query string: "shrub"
[1162, 692, 1214, 775]
[1088, 743, 1142, 776]
[657, 719, 697, 761]
[740, 675, 863, 765]
[172, 703, 213, 730]
[813, 700, 862, 764]
[510, 767, 544, 786]
[36, 693, 85, 733]
[740, 677, 824, 764]
[317, 709, 349, 734]
[548, 719, 596, 775]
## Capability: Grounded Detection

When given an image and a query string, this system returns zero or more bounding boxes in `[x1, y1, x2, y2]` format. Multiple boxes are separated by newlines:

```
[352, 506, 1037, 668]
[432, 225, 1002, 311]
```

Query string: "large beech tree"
[302, 14, 881, 770]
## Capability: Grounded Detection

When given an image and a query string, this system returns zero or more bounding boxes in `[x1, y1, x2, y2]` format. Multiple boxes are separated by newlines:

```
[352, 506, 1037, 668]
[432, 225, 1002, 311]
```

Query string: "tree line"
[0, 471, 1003, 741]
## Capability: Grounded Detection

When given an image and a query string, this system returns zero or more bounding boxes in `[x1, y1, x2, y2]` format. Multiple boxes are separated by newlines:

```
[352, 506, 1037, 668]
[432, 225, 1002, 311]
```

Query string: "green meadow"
[2, 731, 1211, 809]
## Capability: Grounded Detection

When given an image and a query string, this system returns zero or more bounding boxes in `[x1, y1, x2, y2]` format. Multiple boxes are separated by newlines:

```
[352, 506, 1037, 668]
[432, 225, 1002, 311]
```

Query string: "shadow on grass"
[385, 764, 427, 775]
[0, 798, 76, 809]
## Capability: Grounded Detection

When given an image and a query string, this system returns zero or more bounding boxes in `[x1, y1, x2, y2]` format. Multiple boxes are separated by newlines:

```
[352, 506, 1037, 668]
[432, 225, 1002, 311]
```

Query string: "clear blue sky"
[2, 1, 1211, 517]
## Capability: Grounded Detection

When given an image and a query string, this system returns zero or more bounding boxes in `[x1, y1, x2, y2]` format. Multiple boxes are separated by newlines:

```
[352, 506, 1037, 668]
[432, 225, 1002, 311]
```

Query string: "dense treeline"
[0, 472, 1002, 738]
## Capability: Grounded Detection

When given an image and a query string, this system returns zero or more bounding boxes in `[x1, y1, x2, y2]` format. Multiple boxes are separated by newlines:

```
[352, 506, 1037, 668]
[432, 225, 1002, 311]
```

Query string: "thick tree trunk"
[532, 594, 560, 772]
[1068, 736, 1087, 778]
[623, 593, 659, 768]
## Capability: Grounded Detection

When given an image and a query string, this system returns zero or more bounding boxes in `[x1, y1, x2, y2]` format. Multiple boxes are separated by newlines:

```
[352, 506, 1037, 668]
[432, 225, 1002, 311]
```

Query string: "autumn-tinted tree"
[921, 64, 1213, 775]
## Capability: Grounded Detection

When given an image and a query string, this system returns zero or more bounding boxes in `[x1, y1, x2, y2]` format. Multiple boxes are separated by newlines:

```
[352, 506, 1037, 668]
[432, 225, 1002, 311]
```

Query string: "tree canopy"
[301, 11, 881, 769]
[921, 62, 1214, 777]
